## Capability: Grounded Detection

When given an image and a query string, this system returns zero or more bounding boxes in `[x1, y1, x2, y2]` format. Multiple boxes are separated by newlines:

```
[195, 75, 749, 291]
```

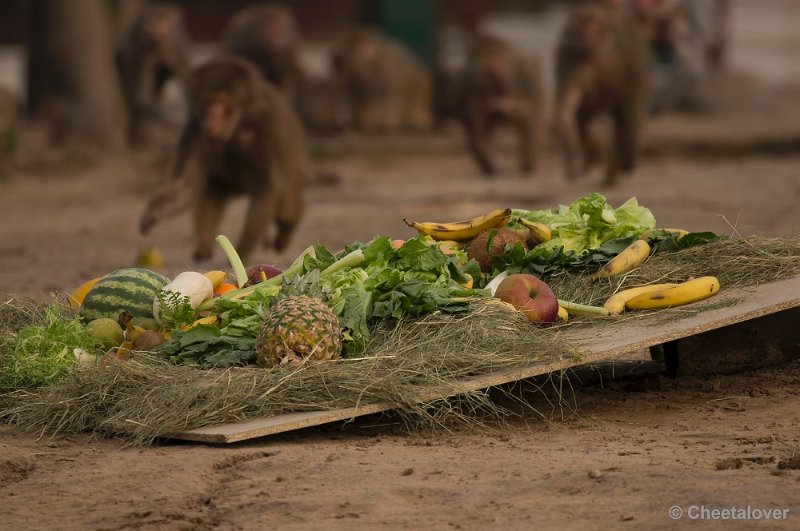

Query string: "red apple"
[246, 264, 283, 285]
[494, 274, 559, 324]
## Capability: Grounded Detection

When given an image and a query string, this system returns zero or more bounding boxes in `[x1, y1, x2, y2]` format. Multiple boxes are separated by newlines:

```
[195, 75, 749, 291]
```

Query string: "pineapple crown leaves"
[276, 269, 331, 303]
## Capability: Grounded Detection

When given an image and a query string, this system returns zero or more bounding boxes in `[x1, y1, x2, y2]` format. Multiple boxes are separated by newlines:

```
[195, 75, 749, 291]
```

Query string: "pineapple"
[256, 295, 343, 368]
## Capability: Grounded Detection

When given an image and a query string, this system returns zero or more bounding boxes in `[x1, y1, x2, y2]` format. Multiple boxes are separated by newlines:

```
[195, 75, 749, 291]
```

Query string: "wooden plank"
[170, 276, 800, 444]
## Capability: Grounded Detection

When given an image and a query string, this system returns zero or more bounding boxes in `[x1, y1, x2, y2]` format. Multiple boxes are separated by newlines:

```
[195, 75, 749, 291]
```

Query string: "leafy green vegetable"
[155, 290, 196, 330]
[210, 284, 279, 326]
[321, 236, 485, 348]
[514, 193, 656, 257]
[158, 324, 257, 368]
[647, 230, 718, 253]
[161, 235, 487, 367]
[1, 302, 100, 388]
[501, 193, 659, 278]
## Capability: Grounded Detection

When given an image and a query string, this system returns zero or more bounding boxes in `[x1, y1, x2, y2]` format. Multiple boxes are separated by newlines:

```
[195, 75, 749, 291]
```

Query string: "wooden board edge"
[168, 402, 392, 444]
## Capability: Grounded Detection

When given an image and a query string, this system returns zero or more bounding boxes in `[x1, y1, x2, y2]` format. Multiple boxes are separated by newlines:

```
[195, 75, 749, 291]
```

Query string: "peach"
[494, 273, 559, 324]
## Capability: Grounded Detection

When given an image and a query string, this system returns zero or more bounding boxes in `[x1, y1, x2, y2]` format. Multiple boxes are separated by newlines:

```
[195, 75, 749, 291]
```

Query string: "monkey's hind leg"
[272, 184, 304, 252]
[192, 190, 226, 261]
[238, 189, 280, 261]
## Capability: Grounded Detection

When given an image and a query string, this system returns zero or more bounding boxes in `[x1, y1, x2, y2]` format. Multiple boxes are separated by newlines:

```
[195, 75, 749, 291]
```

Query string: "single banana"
[625, 276, 720, 310]
[403, 208, 512, 242]
[557, 306, 569, 322]
[592, 239, 651, 281]
[124, 323, 147, 343]
[516, 218, 552, 244]
[603, 282, 678, 315]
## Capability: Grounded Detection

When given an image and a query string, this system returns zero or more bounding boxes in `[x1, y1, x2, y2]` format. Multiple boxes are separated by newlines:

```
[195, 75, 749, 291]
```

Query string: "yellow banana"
[625, 276, 720, 310]
[403, 208, 512, 242]
[603, 282, 678, 315]
[517, 218, 552, 244]
[557, 306, 569, 322]
[115, 339, 135, 358]
[592, 239, 651, 281]
[125, 323, 148, 343]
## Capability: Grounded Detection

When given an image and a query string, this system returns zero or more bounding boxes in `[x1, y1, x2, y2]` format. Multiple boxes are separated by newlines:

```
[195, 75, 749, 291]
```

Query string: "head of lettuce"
[509, 193, 657, 274]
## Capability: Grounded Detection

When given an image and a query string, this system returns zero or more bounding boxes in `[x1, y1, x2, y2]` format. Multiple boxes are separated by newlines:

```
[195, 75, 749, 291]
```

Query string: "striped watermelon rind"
[80, 268, 171, 321]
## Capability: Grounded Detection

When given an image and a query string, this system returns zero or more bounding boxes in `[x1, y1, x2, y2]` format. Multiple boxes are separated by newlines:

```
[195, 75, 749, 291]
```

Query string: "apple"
[466, 228, 527, 273]
[494, 273, 559, 324]
[245, 264, 283, 285]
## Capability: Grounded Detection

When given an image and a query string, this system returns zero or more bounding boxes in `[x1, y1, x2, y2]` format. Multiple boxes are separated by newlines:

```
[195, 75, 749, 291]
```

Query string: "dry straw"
[2, 235, 799, 445]
[1, 302, 574, 445]
[547, 235, 800, 307]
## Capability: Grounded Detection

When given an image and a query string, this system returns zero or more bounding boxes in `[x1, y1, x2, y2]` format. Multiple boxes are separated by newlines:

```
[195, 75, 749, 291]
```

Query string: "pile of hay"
[0, 302, 576, 445]
[547, 235, 800, 308]
[1, 234, 799, 445]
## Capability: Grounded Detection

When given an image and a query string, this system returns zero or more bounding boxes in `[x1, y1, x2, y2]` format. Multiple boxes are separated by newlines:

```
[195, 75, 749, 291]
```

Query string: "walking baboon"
[331, 26, 433, 132]
[117, 3, 191, 146]
[555, 5, 651, 185]
[463, 35, 545, 176]
[139, 56, 308, 261]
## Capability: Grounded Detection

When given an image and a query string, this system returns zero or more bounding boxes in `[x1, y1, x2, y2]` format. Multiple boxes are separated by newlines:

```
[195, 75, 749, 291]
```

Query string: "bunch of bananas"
[403, 208, 513, 242]
[403, 208, 552, 245]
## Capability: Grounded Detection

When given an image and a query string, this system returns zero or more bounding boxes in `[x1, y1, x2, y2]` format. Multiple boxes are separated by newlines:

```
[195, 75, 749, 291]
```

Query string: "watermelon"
[80, 268, 170, 321]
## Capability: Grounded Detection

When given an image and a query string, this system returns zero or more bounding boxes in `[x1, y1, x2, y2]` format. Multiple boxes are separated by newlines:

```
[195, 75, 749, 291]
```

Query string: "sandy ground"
[2, 4, 800, 526]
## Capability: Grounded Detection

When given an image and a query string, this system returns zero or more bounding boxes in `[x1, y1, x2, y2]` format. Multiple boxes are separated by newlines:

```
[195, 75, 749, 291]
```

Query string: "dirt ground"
[2, 39, 800, 531]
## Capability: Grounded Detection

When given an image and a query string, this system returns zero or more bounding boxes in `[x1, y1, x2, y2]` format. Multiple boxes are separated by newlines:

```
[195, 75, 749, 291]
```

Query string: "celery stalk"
[320, 249, 365, 279]
[557, 299, 610, 317]
[215, 235, 249, 288]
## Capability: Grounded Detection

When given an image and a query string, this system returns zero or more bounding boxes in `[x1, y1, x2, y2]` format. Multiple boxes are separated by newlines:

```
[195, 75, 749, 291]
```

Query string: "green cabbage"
[514, 193, 656, 258]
